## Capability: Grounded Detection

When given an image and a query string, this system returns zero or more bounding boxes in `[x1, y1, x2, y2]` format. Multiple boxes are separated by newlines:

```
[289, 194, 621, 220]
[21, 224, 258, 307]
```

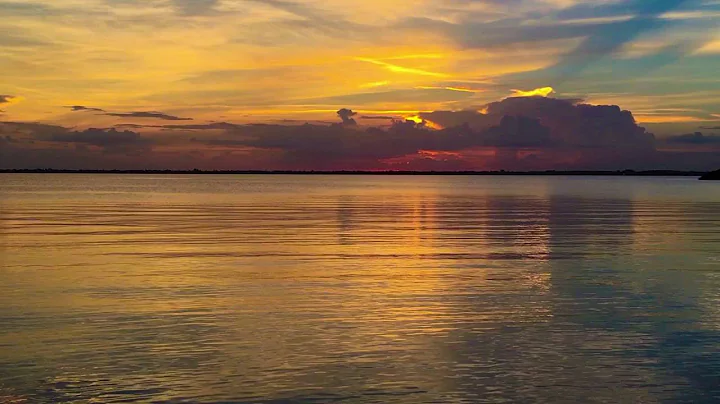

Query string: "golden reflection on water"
[1, 175, 720, 403]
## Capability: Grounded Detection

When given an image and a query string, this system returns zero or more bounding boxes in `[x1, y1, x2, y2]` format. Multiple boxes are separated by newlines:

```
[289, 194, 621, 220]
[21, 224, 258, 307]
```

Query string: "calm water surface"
[1, 174, 719, 403]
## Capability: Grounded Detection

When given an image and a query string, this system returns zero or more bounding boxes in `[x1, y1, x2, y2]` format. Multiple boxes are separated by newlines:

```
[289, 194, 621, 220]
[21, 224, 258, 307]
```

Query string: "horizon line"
[0, 169, 711, 177]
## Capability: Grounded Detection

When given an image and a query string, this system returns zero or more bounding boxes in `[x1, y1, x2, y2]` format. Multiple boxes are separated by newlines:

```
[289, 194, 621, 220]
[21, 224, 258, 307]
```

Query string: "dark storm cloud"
[484, 115, 552, 147]
[478, 96, 654, 149]
[2, 97, 719, 170]
[336, 109, 358, 125]
[420, 110, 497, 130]
[104, 111, 193, 121]
[67, 105, 106, 112]
[666, 132, 720, 144]
[187, 98, 655, 167]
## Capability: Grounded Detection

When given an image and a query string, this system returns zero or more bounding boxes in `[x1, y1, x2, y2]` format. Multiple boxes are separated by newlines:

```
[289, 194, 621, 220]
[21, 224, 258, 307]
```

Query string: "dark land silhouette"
[700, 169, 720, 180]
[0, 169, 712, 177]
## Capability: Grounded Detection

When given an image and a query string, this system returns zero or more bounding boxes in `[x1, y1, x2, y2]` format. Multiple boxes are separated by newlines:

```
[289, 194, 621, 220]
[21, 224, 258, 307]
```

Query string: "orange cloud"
[355, 58, 449, 77]
[415, 86, 482, 93]
[511, 87, 554, 97]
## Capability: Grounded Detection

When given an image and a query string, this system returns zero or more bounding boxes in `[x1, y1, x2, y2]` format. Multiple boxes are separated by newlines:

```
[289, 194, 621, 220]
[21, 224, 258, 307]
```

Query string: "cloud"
[481, 96, 655, 149]
[3, 94, 719, 171]
[549, 0, 691, 79]
[0, 135, 19, 144]
[398, 0, 699, 86]
[104, 111, 193, 121]
[0, 121, 68, 137]
[511, 87, 554, 97]
[360, 115, 398, 120]
[355, 58, 449, 77]
[0, 95, 21, 107]
[161, 122, 240, 130]
[48, 128, 151, 149]
[182, 96, 660, 169]
[484, 115, 553, 147]
[419, 110, 497, 131]
[337, 108, 358, 125]
[67, 105, 106, 112]
[114, 122, 240, 130]
[666, 132, 720, 144]
[171, 0, 219, 15]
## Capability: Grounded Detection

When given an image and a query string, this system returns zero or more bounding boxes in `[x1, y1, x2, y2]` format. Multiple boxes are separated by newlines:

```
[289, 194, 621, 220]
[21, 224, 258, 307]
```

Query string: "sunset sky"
[1, 0, 719, 170]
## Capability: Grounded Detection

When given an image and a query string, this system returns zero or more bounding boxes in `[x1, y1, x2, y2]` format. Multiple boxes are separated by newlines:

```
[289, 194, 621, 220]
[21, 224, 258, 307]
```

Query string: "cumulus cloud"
[179, 97, 660, 169]
[419, 110, 497, 131]
[3, 95, 719, 171]
[337, 108, 358, 125]
[477, 96, 655, 149]
[104, 111, 193, 121]
[484, 115, 552, 147]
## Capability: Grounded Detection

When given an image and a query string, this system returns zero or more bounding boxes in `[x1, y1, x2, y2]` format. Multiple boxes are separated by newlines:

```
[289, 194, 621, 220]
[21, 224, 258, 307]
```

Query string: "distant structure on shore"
[700, 169, 720, 180]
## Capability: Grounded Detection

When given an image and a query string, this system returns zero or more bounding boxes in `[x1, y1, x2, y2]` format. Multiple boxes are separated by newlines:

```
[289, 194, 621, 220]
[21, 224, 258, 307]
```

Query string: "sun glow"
[405, 115, 444, 130]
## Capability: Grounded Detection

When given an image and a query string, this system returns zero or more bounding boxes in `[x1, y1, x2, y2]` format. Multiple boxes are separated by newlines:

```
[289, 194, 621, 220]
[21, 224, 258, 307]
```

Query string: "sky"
[1, 0, 719, 170]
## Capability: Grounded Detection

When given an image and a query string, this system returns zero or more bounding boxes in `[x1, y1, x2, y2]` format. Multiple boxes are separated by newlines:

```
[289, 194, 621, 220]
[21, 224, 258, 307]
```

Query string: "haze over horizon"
[1, 0, 719, 170]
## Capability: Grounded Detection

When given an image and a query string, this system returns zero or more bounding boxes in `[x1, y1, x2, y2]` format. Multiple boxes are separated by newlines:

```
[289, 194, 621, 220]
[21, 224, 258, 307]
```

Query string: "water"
[1, 174, 719, 403]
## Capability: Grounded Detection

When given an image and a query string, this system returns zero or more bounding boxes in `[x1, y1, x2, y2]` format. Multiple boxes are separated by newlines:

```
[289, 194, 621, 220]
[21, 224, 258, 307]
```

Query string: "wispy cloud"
[416, 86, 481, 93]
[67, 105, 106, 112]
[104, 111, 193, 121]
[355, 58, 449, 77]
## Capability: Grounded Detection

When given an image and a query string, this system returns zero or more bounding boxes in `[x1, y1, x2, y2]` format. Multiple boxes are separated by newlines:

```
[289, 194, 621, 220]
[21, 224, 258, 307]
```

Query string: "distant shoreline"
[0, 169, 709, 177]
